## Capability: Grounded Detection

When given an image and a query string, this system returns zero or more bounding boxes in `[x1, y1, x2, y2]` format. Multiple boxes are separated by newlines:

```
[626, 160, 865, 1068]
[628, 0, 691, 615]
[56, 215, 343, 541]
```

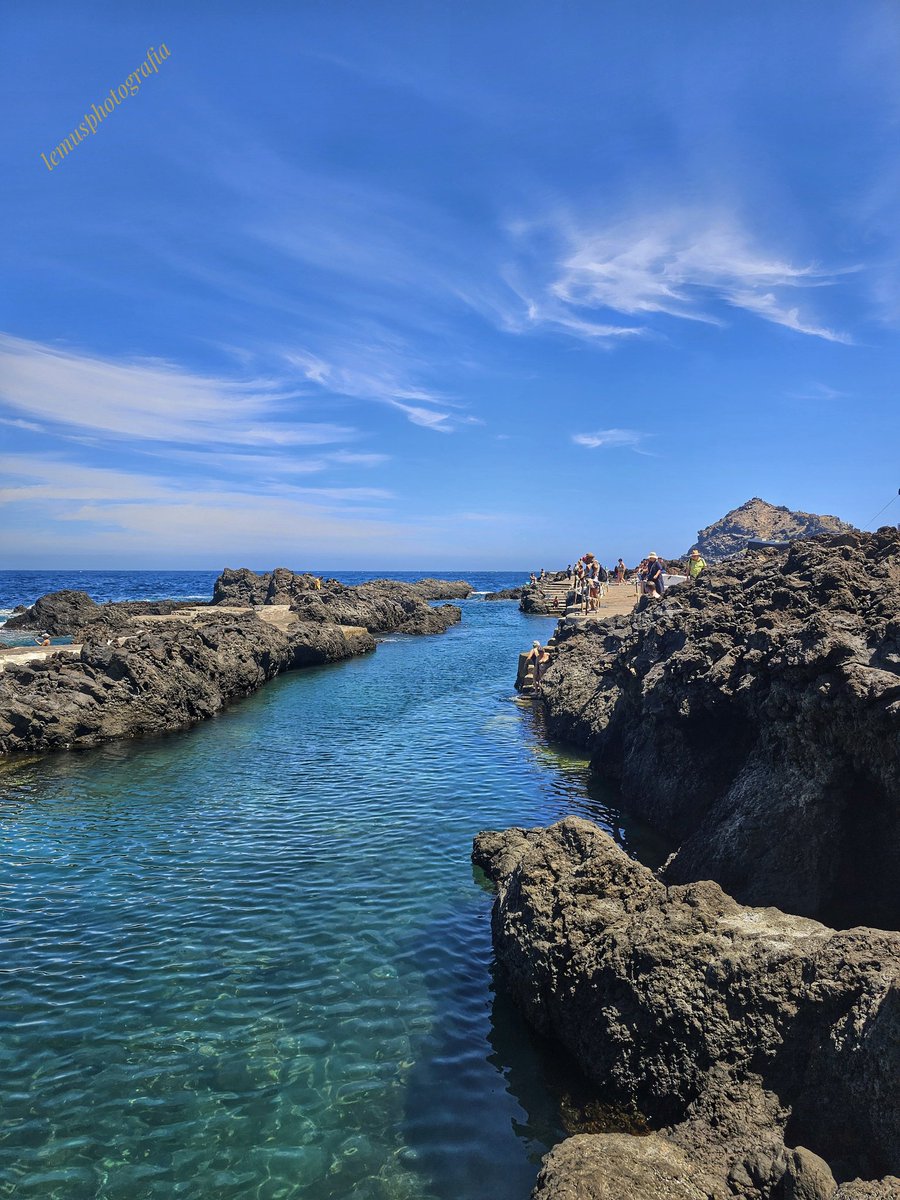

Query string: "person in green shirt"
[688, 549, 706, 579]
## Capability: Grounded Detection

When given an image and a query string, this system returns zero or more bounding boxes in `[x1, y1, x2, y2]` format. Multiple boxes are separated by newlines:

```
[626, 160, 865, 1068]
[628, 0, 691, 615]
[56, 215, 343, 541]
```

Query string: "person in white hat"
[688, 549, 707, 580]
[644, 552, 665, 597]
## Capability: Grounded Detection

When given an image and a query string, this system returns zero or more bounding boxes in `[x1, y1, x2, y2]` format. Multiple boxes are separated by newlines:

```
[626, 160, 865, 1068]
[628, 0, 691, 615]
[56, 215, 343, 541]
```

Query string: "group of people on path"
[635, 548, 706, 597]
[523, 547, 707, 695]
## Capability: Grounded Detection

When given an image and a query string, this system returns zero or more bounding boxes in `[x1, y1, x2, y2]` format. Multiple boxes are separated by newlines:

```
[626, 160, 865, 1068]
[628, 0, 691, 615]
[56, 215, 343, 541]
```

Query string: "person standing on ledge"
[644, 553, 665, 597]
[688, 549, 707, 580]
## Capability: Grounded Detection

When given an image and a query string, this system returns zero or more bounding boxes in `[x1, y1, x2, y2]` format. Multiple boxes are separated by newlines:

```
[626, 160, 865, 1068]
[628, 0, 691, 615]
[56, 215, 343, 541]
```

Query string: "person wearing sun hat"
[644, 552, 665, 597]
[688, 548, 707, 580]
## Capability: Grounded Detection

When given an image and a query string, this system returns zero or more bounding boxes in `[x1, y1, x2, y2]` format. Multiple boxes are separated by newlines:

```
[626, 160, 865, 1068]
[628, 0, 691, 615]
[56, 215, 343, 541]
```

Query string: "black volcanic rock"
[537, 528, 900, 930]
[0, 612, 374, 754]
[289, 579, 461, 636]
[406, 578, 472, 599]
[474, 817, 900, 1199]
[689, 497, 856, 562]
[4, 589, 99, 634]
[484, 587, 524, 601]
[212, 567, 273, 606]
[4, 590, 200, 637]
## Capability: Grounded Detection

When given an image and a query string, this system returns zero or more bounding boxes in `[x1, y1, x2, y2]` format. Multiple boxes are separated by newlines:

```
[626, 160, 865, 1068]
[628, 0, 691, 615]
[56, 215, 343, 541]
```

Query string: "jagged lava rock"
[473, 817, 900, 1198]
[289, 579, 461, 635]
[485, 587, 525, 601]
[0, 612, 374, 754]
[690, 498, 856, 563]
[538, 528, 900, 929]
[5, 590, 203, 637]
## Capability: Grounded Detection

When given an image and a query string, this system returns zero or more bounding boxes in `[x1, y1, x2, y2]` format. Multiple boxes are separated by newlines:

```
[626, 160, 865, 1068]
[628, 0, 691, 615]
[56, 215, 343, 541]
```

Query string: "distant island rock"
[688, 496, 856, 562]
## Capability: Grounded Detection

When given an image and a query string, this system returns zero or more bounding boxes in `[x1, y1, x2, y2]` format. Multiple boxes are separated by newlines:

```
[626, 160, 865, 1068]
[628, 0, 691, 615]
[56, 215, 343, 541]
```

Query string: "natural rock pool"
[0, 580, 659, 1200]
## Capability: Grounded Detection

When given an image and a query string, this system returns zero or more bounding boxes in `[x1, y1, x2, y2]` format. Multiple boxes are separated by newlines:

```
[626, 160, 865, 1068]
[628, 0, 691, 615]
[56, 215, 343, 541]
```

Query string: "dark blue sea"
[0, 570, 658, 1200]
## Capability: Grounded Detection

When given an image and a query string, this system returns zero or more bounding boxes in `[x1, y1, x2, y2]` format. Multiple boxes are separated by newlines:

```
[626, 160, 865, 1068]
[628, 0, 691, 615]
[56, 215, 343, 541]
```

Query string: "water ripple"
[0, 600, 660, 1200]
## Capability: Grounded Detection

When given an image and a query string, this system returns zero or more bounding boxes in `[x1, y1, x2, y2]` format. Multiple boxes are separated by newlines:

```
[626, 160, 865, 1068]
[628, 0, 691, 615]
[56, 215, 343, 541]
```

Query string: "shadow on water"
[514, 697, 671, 870]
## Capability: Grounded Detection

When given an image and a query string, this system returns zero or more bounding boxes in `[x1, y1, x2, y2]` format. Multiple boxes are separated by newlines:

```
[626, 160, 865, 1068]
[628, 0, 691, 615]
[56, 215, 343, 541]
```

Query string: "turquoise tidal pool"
[0, 597, 657, 1200]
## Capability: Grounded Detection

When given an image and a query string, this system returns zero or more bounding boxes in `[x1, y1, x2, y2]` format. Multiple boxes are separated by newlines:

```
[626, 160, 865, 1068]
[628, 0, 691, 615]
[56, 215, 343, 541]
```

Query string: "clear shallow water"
[0, 576, 658, 1200]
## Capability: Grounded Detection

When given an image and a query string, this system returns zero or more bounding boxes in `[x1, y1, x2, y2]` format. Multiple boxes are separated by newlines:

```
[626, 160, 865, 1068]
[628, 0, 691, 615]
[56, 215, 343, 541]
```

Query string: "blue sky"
[2, 1, 898, 569]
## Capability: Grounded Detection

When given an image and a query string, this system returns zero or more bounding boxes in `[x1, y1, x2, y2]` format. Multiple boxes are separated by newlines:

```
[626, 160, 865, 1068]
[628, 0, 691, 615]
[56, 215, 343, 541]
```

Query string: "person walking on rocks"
[688, 549, 706, 580]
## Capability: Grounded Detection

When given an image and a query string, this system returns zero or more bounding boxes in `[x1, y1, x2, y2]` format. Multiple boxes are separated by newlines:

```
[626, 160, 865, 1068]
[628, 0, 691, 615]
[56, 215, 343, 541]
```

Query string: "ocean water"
[0, 572, 659, 1200]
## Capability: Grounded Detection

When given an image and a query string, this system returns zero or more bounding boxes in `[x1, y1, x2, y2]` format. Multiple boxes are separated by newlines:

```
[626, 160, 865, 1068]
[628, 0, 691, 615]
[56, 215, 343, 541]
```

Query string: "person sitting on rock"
[688, 549, 706, 580]
[644, 553, 665, 597]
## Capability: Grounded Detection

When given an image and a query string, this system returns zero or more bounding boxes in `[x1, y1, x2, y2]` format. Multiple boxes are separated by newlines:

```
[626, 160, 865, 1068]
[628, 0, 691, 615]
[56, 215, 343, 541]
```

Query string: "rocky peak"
[687, 497, 856, 562]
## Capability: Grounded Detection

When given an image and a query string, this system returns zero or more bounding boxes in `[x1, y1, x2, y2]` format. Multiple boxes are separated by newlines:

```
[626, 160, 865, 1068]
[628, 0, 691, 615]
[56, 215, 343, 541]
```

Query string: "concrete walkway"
[0, 644, 83, 672]
[517, 579, 639, 695]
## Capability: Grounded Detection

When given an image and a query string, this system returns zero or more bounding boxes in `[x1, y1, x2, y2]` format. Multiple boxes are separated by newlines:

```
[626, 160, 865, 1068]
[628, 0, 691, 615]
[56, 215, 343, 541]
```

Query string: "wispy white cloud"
[0, 455, 393, 506]
[285, 346, 480, 433]
[572, 428, 647, 450]
[785, 382, 849, 401]
[0, 334, 355, 448]
[506, 209, 852, 344]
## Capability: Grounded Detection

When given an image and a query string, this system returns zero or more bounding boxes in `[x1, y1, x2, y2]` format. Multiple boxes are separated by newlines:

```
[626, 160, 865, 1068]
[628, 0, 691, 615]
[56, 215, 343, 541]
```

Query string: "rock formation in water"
[474, 817, 900, 1200]
[0, 571, 463, 755]
[211, 568, 471, 606]
[0, 611, 374, 754]
[485, 587, 525, 600]
[538, 528, 900, 930]
[689, 497, 856, 562]
[288, 579, 462, 636]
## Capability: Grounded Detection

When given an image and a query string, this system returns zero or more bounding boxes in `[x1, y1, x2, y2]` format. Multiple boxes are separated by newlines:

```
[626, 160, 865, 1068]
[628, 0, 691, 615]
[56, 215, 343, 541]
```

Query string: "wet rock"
[473, 817, 900, 1199]
[0, 612, 374, 754]
[538, 529, 900, 929]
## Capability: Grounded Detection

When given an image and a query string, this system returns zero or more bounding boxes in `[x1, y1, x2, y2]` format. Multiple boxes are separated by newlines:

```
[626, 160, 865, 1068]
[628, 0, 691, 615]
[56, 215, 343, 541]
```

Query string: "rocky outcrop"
[689, 498, 856, 563]
[4, 590, 199, 636]
[403, 578, 472, 600]
[538, 529, 900, 930]
[212, 566, 322, 606]
[289, 579, 461, 636]
[211, 568, 471, 605]
[520, 586, 570, 616]
[210, 569, 465, 633]
[485, 587, 524, 601]
[473, 817, 900, 1200]
[0, 612, 374, 754]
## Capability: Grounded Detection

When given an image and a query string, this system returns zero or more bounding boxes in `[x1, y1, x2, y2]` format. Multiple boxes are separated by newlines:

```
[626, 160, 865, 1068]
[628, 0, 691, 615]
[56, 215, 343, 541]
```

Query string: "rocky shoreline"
[474, 529, 900, 1199]
[474, 818, 899, 1199]
[0, 569, 464, 755]
[538, 529, 899, 930]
